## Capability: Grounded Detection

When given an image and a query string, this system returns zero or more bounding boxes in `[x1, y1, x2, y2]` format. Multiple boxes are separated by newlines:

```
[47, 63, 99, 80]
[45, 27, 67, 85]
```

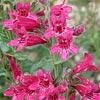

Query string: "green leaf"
[0, 42, 10, 53]
[9, 52, 26, 60]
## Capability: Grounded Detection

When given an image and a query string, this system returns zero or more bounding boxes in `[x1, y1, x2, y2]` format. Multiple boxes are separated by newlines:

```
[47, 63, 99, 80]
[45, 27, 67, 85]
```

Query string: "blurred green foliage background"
[0, 0, 100, 99]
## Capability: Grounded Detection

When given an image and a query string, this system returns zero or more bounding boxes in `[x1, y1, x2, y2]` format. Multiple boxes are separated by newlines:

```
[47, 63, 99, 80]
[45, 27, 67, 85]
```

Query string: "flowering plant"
[1, 0, 100, 100]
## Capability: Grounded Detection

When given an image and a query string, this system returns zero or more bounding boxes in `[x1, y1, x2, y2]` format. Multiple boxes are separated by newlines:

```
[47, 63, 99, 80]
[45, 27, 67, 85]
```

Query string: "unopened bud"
[73, 25, 85, 36]
[38, 0, 48, 4]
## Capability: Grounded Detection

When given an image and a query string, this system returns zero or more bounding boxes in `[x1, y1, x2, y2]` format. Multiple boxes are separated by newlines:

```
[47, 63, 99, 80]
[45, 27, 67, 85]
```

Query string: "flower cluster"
[4, 55, 68, 100]
[4, 53, 100, 100]
[44, 2, 79, 61]
[2, 2, 46, 52]
[2, 0, 100, 100]
[2, 0, 85, 60]
[62, 53, 100, 100]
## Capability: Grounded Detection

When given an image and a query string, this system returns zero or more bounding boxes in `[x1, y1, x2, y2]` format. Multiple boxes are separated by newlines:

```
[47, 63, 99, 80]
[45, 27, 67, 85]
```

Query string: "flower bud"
[38, 0, 48, 4]
[73, 25, 85, 36]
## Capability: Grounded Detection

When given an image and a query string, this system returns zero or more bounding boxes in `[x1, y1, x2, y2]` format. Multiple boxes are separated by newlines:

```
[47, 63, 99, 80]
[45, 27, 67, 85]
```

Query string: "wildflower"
[44, 12, 73, 38]
[50, 4, 72, 19]
[73, 53, 99, 73]
[29, 69, 53, 99]
[2, 2, 40, 31]
[4, 84, 27, 100]
[8, 27, 46, 52]
[4, 82, 37, 100]
[72, 76, 100, 100]
[36, 0, 72, 17]
[7, 55, 22, 83]
[51, 34, 78, 61]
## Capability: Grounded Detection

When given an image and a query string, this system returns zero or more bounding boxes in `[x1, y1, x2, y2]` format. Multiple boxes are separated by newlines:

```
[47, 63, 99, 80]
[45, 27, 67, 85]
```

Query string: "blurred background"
[0, 0, 100, 99]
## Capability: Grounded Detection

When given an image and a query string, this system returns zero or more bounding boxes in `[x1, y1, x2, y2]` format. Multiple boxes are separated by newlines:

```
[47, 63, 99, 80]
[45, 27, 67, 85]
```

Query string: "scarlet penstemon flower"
[6, 55, 22, 83]
[8, 27, 46, 52]
[73, 53, 99, 74]
[50, 34, 78, 61]
[2, 2, 40, 31]
[72, 76, 100, 100]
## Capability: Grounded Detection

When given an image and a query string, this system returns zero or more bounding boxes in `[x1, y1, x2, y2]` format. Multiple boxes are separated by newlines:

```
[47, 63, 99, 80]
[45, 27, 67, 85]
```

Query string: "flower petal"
[4, 89, 13, 96]
[50, 44, 59, 54]
[2, 20, 13, 28]
[88, 64, 99, 71]
[24, 2, 30, 12]
[8, 38, 20, 46]
[16, 2, 22, 11]
[60, 49, 69, 61]
[26, 35, 46, 46]
[73, 85, 87, 96]
[44, 28, 55, 38]
[69, 43, 78, 54]
[64, 6, 72, 13]
[16, 43, 25, 52]
[58, 96, 66, 100]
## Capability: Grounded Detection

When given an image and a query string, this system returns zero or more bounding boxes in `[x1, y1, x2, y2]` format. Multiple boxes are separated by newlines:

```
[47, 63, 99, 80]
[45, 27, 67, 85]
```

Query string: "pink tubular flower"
[4, 72, 39, 100]
[2, 2, 40, 32]
[36, 0, 72, 17]
[44, 13, 72, 38]
[50, 4, 72, 20]
[4, 84, 27, 100]
[29, 69, 53, 99]
[73, 53, 99, 73]
[73, 25, 85, 36]
[50, 34, 78, 61]
[4, 83, 37, 100]
[72, 76, 100, 100]
[8, 27, 46, 52]
[7, 55, 22, 83]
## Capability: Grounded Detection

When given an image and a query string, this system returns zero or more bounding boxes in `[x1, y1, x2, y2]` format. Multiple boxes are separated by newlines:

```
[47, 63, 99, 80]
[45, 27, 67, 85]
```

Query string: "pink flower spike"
[6, 55, 22, 83]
